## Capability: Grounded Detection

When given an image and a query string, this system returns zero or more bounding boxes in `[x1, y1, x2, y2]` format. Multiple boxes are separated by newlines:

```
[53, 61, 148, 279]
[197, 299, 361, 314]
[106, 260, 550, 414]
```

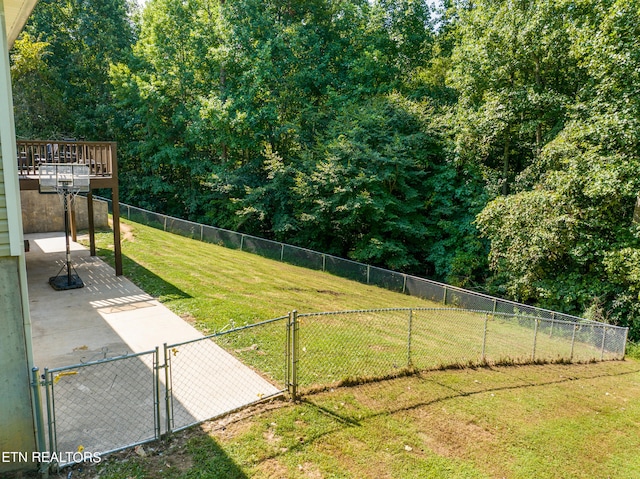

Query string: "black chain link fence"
[40, 199, 629, 468]
[111, 199, 596, 326]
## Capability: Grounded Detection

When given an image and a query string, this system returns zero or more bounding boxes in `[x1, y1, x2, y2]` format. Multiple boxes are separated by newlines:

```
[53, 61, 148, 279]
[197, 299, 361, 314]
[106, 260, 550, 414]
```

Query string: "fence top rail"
[298, 308, 628, 331]
[43, 348, 157, 374]
[165, 315, 289, 349]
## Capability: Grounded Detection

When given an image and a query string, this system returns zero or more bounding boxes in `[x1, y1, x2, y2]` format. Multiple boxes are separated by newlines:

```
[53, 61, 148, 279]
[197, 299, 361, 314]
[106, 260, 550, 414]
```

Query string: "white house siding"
[0, 0, 38, 473]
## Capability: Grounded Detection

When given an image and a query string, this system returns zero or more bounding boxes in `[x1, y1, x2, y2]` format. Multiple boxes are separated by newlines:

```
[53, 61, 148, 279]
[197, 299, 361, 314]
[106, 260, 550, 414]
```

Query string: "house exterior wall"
[0, 154, 9, 255]
[0, 0, 38, 473]
[0, 257, 36, 473]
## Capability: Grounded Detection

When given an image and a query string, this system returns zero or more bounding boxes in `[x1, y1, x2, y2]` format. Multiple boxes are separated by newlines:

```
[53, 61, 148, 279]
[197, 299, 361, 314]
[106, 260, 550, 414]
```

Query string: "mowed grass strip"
[88, 220, 617, 389]
[75, 360, 640, 479]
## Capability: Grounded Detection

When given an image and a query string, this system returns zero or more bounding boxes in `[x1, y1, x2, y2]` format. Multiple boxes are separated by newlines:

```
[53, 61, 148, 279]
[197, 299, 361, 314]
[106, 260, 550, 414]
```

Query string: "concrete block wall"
[21, 190, 109, 233]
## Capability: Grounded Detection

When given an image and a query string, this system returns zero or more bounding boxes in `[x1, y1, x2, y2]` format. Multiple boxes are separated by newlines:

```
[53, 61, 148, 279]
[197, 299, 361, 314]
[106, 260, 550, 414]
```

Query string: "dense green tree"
[448, 0, 584, 195]
[110, 0, 224, 217]
[10, 33, 66, 138]
[292, 95, 438, 271]
[476, 0, 640, 338]
[12, 0, 135, 139]
[17, 0, 640, 338]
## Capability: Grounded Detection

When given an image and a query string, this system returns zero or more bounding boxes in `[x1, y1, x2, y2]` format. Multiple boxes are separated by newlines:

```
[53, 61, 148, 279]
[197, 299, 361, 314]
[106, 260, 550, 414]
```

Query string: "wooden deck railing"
[17, 140, 115, 177]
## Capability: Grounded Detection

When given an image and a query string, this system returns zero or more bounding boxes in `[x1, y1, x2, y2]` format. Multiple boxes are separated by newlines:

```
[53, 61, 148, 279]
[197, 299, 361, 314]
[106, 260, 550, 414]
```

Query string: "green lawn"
[66, 220, 640, 479]
[88, 219, 441, 331]
[88, 220, 612, 391]
[60, 360, 640, 479]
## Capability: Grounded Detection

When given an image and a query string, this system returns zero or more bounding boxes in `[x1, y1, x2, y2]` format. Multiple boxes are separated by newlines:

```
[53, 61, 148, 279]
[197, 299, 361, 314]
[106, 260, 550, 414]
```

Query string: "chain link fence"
[43, 350, 159, 460]
[40, 199, 629, 468]
[165, 317, 287, 433]
[291, 308, 629, 394]
[107, 199, 595, 325]
[39, 307, 627, 468]
[40, 319, 287, 468]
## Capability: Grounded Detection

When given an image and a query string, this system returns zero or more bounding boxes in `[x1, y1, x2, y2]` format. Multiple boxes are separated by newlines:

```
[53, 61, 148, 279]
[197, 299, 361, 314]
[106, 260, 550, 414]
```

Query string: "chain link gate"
[35, 308, 627, 470]
[162, 317, 287, 434]
[42, 350, 160, 467]
[38, 318, 289, 469]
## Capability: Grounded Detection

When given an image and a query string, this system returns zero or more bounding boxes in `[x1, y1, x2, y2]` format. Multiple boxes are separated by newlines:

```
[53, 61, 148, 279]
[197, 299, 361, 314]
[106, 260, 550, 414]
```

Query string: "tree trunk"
[502, 134, 510, 196]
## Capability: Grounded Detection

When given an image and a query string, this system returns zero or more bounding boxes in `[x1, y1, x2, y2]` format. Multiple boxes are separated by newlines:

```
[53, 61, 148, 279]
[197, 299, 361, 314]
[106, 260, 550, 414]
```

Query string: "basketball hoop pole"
[48, 186, 84, 290]
[40, 164, 89, 291]
[63, 189, 73, 286]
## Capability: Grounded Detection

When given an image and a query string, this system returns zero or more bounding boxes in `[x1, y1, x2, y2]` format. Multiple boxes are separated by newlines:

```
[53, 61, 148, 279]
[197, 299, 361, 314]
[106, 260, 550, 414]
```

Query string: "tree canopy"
[11, 0, 640, 339]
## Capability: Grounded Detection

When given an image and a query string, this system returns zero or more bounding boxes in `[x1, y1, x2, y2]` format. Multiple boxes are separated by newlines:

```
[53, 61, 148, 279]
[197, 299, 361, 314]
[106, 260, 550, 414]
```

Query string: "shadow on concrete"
[25, 232, 280, 464]
[89, 243, 192, 303]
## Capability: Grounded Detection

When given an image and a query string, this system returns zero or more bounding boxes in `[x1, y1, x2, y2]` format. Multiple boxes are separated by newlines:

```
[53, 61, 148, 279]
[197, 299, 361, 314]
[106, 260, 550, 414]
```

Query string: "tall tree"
[110, 0, 223, 217]
[476, 0, 640, 338]
[447, 0, 584, 195]
[12, 0, 135, 139]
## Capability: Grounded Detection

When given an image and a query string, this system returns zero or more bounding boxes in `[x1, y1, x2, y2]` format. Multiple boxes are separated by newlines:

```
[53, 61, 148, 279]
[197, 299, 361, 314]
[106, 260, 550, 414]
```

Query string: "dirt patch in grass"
[413, 410, 497, 458]
[115, 219, 136, 243]
[253, 457, 291, 477]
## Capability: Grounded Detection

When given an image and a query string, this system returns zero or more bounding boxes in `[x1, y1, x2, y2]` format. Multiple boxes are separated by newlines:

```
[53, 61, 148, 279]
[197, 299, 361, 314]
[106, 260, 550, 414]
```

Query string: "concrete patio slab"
[25, 232, 282, 456]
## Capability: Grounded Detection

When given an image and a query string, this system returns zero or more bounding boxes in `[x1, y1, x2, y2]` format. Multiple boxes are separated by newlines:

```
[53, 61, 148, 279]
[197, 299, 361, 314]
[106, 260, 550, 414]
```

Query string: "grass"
[57, 219, 640, 478]
[86, 220, 615, 391]
[54, 360, 640, 479]
[87, 219, 442, 332]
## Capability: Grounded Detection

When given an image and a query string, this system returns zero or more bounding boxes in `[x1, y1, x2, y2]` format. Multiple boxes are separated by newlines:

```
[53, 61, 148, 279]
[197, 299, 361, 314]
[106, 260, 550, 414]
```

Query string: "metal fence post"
[43, 368, 56, 459]
[153, 347, 161, 440]
[31, 368, 49, 478]
[622, 327, 630, 359]
[366, 265, 370, 285]
[570, 324, 577, 360]
[532, 319, 539, 361]
[163, 343, 173, 435]
[286, 312, 291, 392]
[240, 234, 245, 251]
[407, 309, 413, 367]
[600, 326, 607, 360]
[289, 310, 299, 400]
[482, 314, 488, 362]
[322, 254, 326, 272]
[443, 286, 448, 305]
[402, 274, 407, 294]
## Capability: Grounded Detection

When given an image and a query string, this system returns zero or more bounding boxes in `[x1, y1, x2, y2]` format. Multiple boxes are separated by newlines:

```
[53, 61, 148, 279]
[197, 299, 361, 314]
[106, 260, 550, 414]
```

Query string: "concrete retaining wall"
[0, 257, 37, 473]
[21, 190, 108, 233]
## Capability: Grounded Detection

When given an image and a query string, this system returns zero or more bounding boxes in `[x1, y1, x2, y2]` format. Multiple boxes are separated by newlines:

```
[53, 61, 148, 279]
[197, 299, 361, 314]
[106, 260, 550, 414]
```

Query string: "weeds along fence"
[36, 307, 627, 469]
[101, 199, 597, 326]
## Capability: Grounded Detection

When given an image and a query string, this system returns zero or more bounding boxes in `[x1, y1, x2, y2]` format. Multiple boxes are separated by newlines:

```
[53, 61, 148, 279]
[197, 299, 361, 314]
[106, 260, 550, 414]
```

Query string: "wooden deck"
[17, 140, 122, 275]
[17, 140, 117, 191]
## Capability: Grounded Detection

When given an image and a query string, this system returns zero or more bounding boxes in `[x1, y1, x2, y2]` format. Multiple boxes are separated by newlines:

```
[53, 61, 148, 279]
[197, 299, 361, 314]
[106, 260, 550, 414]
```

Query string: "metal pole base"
[49, 274, 84, 291]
